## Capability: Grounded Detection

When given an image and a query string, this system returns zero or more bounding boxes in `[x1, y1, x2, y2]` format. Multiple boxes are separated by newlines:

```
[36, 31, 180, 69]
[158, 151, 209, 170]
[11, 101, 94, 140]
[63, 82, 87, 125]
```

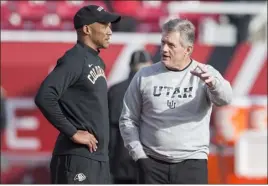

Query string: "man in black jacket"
[35, 5, 121, 184]
[108, 50, 152, 184]
[1, 87, 6, 132]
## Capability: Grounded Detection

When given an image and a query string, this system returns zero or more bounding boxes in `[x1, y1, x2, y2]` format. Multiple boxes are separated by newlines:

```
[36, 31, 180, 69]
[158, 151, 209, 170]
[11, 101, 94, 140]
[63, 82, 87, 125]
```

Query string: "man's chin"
[98, 43, 109, 49]
[102, 44, 109, 49]
[162, 60, 175, 69]
[161, 59, 170, 65]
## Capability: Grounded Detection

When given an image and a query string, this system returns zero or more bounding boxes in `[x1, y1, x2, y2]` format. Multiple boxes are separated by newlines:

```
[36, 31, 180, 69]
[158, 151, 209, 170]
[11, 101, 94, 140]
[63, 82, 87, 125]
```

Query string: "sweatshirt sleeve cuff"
[208, 77, 221, 93]
[130, 147, 148, 161]
[64, 125, 78, 138]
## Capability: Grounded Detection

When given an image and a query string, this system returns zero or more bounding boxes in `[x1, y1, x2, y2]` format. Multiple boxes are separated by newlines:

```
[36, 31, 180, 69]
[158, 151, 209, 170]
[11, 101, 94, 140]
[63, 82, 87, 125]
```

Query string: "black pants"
[50, 155, 110, 184]
[113, 178, 137, 184]
[137, 157, 208, 184]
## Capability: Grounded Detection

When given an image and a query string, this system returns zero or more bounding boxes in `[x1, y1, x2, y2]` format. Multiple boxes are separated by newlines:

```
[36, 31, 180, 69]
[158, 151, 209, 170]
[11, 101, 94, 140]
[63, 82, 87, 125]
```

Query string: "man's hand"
[71, 130, 98, 153]
[190, 64, 216, 88]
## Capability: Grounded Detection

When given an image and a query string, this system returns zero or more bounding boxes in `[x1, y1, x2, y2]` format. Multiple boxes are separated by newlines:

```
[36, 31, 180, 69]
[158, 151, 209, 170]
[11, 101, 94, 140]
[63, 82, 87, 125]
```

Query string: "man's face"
[89, 22, 112, 49]
[160, 31, 189, 67]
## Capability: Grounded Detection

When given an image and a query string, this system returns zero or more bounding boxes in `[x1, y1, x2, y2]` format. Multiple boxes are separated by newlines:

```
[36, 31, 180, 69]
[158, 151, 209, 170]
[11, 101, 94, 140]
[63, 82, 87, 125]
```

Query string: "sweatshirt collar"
[77, 40, 100, 56]
[164, 59, 193, 72]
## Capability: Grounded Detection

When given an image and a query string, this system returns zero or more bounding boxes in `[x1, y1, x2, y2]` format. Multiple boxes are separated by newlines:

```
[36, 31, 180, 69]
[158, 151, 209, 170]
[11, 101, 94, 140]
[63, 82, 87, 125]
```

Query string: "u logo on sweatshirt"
[167, 100, 176, 109]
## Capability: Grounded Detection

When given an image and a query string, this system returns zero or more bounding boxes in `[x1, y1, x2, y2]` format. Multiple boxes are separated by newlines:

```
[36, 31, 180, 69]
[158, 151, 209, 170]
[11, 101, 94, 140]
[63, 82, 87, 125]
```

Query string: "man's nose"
[107, 27, 112, 35]
[161, 44, 168, 52]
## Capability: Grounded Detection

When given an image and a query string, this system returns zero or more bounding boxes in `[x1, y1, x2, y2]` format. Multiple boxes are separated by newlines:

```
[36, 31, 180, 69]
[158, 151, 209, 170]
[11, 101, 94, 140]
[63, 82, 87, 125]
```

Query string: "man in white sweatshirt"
[119, 18, 232, 184]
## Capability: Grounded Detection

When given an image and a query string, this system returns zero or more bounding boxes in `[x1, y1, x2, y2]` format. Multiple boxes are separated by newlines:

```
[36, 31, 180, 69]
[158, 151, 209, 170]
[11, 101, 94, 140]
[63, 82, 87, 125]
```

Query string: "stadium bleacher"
[1, 0, 219, 33]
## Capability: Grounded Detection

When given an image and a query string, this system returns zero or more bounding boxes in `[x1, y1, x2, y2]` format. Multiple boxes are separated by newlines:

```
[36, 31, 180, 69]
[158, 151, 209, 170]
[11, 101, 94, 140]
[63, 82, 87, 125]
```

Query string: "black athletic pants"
[137, 157, 208, 184]
[50, 155, 111, 184]
[113, 179, 137, 184]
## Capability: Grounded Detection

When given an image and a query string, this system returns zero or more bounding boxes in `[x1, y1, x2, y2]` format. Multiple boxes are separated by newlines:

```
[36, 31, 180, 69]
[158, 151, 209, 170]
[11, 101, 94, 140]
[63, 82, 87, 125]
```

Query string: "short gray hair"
[162, 18, 195, 47]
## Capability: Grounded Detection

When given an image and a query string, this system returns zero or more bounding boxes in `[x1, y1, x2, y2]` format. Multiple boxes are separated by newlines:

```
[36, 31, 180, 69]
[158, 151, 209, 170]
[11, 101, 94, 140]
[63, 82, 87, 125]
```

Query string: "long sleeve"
[119, 71, 147, 161]
[206, 65, 233, 106]
[35, 57, 82, 138]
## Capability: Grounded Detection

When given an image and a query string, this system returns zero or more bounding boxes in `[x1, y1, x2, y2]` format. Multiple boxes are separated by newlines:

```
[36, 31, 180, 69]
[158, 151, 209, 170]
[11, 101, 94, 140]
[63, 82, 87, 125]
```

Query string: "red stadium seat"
[87, 1, 108, 9]
[1, 1, 11, 28]
[38, 13, 62, 30]
[1, 1, 24, 30]
[111, 1, 168, 32]
[17, 1, 47, 22]
[54, 1, 108, 30]
[140, 1, 169, 32]
[55, 1, 88, 22]
[111, 1, 141, 17]
[137, 1, 168, 22]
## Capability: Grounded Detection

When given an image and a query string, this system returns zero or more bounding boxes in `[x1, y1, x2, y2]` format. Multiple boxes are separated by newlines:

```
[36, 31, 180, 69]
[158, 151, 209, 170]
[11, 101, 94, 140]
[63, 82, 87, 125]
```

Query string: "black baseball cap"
[130, 50, 152, 66]
[73, 5, 121, 29]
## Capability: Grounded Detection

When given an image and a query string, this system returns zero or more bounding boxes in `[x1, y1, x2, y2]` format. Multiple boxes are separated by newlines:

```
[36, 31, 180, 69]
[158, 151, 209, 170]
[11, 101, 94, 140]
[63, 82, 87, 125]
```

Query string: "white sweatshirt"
[119, 60, 232, 163]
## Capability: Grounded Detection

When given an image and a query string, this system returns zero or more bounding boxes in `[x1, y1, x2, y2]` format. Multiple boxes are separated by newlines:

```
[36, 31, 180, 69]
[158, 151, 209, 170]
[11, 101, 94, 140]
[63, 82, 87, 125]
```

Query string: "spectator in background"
[224, 0, 254, 43]
[1, 86, 9, 173]
[108, 50, 152, 184]
[1, 86, 7, 132]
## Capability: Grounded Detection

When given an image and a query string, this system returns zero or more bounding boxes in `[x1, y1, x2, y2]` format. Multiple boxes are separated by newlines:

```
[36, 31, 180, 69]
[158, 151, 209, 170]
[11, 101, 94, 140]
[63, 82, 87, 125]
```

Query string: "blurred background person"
[1, 86, 7, 132]
[0, 86, 9, 175]
[108, 50, 153, 184]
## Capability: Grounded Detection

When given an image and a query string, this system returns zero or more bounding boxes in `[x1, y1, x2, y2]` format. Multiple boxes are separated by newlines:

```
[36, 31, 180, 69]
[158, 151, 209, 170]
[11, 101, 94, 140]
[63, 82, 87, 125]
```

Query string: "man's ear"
[82, 25, 91, 35]
[186, 45, 193, 55]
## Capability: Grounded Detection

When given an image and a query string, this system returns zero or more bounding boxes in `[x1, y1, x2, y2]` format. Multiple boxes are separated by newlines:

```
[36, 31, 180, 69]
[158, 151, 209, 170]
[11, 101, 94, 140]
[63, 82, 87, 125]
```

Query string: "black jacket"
[0, 92, 6, 131]
[108, 72, 137, 180]
[35, 41, 109, 161]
